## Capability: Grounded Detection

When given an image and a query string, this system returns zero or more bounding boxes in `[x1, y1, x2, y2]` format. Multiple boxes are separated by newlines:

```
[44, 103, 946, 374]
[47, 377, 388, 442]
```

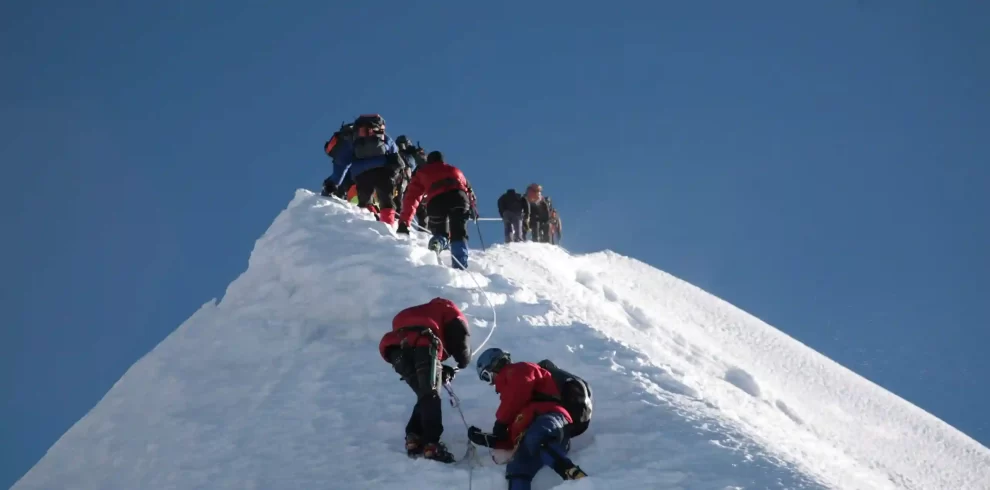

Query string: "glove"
[470, 207, 480, 221]
[468, 426, 497, 448]
[397, 222, 410, 235]
[441, 365, 457, 384]
[492, 421, 509, 440]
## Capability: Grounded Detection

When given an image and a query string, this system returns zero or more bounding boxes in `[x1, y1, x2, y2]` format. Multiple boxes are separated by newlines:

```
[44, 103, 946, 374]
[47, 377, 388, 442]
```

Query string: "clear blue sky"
[2, 1, 988, 486]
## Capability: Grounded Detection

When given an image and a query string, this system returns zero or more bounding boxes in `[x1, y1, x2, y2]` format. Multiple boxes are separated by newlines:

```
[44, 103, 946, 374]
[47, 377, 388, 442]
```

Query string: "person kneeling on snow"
[468, 348, 588, 489]
[378, 297, 472, 463]
[395, 151, 479, 270]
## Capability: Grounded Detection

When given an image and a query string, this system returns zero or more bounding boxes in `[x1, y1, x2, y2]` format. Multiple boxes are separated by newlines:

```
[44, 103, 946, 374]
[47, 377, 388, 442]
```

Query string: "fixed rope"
[409, 220, 498, 357]
[443, 382, 480, 490]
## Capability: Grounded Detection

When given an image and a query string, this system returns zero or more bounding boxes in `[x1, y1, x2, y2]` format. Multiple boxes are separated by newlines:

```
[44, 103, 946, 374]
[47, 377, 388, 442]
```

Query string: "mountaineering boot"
[541, 440, 587, 480]
[405, 433, 423, 458]
[562, 465, 588, 480]
[551, 460, 587, 480]
[450, 240, 469, 269]
[422, 442, 456, 463]
[428, 235, 449, 253]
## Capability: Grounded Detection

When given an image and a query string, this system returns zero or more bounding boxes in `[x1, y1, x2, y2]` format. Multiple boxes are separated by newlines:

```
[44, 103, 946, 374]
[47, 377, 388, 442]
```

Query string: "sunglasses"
[480, 368, 495, 384]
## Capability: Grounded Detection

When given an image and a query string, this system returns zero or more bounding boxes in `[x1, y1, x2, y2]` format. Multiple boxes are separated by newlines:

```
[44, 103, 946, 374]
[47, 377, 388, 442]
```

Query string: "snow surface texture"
[14, 189, 990, 490]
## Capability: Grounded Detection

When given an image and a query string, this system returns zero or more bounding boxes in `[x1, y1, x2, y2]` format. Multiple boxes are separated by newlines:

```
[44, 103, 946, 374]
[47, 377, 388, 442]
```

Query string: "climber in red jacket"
[378, 297, 472, 463]
[395, 151, 478, 269]
[468, 348, 588, 489]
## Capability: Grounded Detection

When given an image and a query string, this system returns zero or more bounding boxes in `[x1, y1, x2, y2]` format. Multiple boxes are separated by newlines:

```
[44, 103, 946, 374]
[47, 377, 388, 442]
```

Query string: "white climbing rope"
[443, 382, 481, 490]
[409, 221, 498, 357]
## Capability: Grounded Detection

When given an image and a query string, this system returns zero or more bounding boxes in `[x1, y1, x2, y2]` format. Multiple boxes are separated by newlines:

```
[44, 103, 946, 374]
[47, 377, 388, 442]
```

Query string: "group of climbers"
[321, 114, 565, 268]
[497, 184, 562, 244]
[320, 116, 587, 487]
[321, 114, 478, 269]
[379, 298, 591, 489]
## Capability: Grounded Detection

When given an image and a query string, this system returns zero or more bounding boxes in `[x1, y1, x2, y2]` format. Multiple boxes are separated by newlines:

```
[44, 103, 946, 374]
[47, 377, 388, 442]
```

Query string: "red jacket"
[493, 362, 572, 448]
[378, 298, 471, 368]
[399, 161, 474, 225]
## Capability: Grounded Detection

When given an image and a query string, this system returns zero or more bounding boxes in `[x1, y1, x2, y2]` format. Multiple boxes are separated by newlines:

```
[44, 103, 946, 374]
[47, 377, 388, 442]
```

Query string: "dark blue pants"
[506, 412, 573, 490]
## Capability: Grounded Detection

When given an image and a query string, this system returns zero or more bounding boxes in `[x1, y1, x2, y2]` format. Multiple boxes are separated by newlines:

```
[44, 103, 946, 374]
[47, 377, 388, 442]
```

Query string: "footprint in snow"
[723, 367, 762, 398]
[574, 269, 622, 304]
[602, 285, 620, 302]
[574, 269, 602, 294]
[621, 303, 654, 332]
[647, 369, 700, 399]
[774, 400, 804, 425]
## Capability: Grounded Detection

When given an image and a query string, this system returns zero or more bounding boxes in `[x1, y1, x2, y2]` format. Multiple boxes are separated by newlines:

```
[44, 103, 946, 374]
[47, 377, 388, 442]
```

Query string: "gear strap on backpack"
[534, 360, 593, 432]
[352, 113, 389, 160]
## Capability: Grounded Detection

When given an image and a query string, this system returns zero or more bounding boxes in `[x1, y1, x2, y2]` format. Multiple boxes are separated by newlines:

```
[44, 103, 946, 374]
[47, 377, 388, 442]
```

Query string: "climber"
[396, 151, 479, 270]
[378, 297, 472, 463]
[549, 207, 563, 245]
[525, 183, 554, 243]
[322, 114, 403, 224]
[497, 188, 530, 243]
[468, 348, 588, 489]
[321, 122, 355, 199]
[344, 184, 380, 216]
[395, 135, 427, 225]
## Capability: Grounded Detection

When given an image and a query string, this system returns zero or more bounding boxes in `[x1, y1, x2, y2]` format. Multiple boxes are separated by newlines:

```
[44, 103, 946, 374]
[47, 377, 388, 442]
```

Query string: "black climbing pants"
[391, 344, 443, 443]
[426, 189, 471, 241]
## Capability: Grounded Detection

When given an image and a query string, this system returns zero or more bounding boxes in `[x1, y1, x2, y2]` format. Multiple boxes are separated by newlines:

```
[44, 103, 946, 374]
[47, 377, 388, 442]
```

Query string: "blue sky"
[2, 0, 988, 486]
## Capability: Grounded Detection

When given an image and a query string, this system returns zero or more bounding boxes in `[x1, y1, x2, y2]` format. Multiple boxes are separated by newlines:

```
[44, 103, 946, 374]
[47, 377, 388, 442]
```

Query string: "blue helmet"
[476, 347, 510, 384]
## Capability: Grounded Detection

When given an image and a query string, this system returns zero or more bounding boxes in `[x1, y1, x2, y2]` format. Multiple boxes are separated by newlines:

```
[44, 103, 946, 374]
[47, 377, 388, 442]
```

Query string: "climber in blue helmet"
[468, 347, 588, 489]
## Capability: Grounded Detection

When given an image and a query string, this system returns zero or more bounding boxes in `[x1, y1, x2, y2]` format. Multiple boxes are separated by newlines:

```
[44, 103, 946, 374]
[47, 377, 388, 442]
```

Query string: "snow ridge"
[12, 190, 990, 490]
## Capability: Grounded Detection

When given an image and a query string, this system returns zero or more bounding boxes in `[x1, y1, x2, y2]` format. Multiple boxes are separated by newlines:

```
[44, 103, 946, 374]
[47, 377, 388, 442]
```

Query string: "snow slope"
[12, 189, 990, 490]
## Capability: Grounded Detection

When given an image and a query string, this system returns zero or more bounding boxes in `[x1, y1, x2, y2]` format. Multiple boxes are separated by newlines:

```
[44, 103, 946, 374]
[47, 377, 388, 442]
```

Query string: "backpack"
[351, 114, 389, 160]
[536, 360, 593, 434]
[324, 123, 354, 161]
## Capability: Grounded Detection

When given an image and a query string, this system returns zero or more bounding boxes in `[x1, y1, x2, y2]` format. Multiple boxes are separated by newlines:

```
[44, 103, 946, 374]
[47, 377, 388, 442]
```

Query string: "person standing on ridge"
[396, 151, 479, 270]
[548, 205, 563, 245]
[468, 348, 588, 489]
[525, 183, 554, 243]
[378, 297, 472, 463]
[322, 114, 403, 224]
[321, 122, 355, 199]
[497, 188, 530, 243]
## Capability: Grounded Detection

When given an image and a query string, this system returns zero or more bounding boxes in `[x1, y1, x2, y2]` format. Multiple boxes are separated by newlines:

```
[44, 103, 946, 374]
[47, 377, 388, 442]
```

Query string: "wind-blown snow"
[13, 190, 990, 490]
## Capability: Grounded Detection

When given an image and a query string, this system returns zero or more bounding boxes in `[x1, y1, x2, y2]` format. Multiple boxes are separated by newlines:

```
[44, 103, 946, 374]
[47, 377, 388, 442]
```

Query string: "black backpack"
[324, 123, 355, 161]
[352, 114, 389, 160]
[536, 359, 593, 436]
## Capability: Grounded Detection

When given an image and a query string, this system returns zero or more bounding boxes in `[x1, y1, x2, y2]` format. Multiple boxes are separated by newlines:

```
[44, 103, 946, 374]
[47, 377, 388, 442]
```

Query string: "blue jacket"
[327, 137, 354, 182]
[329, 134, 400, 185]
[399, 151, 418, 172]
